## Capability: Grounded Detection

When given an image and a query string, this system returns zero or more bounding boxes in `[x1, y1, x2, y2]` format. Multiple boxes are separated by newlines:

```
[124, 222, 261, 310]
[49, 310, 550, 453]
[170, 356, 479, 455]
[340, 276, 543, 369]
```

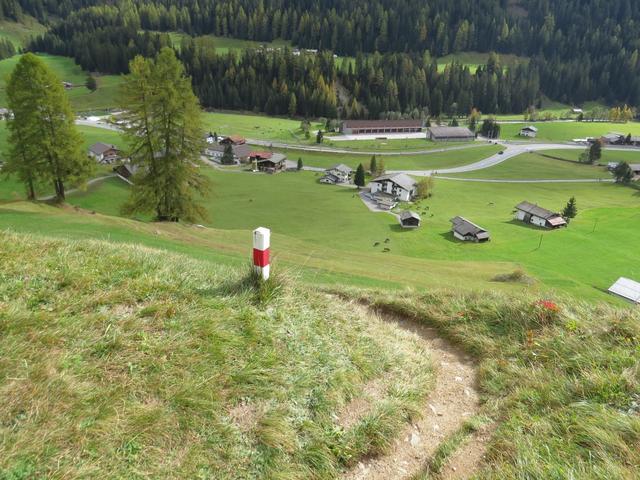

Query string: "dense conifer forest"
[4, 0, 640, 117]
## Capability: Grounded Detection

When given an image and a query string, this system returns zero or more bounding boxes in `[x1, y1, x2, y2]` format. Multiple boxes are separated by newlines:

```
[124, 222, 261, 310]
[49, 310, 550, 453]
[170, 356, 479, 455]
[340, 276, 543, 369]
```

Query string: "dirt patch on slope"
[342, 304, 481, 480]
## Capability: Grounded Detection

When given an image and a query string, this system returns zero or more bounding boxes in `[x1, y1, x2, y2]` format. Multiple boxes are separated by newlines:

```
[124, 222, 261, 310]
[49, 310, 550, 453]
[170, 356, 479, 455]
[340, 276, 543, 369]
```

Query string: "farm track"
[342, 301, 482, 480]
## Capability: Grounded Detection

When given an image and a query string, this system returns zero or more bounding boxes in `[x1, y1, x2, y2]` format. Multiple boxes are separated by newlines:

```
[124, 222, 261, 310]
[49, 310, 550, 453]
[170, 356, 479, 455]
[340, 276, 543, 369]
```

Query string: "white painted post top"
[253, 227, 271, 251]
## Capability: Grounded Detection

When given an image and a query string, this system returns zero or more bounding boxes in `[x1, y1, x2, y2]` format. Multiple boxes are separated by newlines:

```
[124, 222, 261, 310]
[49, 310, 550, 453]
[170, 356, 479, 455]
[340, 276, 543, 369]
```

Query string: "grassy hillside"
[58, 168, 640, 301]
[0, 17, 46, 48]
[0, 54, 123, 112]
[0, 232, 435, 478]
[444, 152, 612, 180]
[500, 121, 640, 142]
[278, 145, 501, 170]
[342, 287, 640, 479]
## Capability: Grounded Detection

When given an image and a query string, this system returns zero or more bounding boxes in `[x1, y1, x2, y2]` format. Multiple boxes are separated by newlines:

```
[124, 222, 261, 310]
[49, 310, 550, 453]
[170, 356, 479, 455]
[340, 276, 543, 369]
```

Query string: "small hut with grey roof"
[514, 201, 567, 229]
[450, 216, 490, 242]
[399, 211, 421, 229]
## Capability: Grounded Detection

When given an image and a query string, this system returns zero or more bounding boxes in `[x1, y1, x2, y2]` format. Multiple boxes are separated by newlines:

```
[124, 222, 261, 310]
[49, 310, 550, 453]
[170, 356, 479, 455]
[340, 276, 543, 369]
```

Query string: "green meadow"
[25, 166, 635, 302]
[278, 144, 501, 170]
[202, 111, 323, 143]
[499, 121, 640, 141]
[0, 17, 46, 47]
[444, 151, 612, 180]
[436, 51, 528, 73]
[0, 54, 123, 112]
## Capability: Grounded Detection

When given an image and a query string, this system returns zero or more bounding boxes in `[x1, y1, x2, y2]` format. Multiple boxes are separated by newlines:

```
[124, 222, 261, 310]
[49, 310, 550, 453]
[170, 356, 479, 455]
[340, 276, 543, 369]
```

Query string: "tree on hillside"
[588, 140, 603, 164]
[369, 155, 377, 175]
[354, 163, 366, 188]
[86, 74, 97, 92]
[613, 162, 634, 184]
[297, 157, 303, 170]
[5, 53, 92, 202]
[119, 47, 210, 222]
[480, 119, 501, 139]
[316, 129, 324, 144]
[376, 159, 386, 177]
[416, 176, 434, 199]
[562, 197, 577, 220]
[288, 93, 297, 117]
[221, 143, 235, 165]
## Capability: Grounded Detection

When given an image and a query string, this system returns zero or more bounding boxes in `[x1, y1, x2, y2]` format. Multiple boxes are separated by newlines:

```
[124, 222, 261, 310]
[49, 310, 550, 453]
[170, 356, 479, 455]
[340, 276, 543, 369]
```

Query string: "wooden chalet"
[450, 216, 490, 242]
[514, 201, 567, 229]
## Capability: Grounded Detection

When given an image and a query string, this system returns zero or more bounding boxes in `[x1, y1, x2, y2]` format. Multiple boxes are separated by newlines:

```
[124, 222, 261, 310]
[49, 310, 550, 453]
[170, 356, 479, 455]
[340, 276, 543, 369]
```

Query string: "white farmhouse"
[519, 126, 538, 138]
[514, 201, 567, 229]
[370, 173, 417, 202]
[320, 164, 353, 184]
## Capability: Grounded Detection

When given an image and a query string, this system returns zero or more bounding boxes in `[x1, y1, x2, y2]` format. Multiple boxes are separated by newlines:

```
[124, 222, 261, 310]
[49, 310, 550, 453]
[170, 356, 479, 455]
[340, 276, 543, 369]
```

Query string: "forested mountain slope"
[5, 0, 640, 113]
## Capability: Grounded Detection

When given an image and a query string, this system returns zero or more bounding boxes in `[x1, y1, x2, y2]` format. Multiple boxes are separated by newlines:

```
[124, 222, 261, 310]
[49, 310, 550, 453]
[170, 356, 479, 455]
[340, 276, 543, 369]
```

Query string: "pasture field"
[436, 51, 528, 73]
[0, 122, 124, 201]
[0, 17, 46, 47]
[0, 54, 123, 112]
[544, 148, 640, 165]
[39, 167, 640, 302]
[443, 152, 612, 180]
[499, 121, 640, 141]
[321, 137, 476, 152]
[202, 111, 323, 143]
[280, 144, 501, 170]
[171, 32, 292, 54]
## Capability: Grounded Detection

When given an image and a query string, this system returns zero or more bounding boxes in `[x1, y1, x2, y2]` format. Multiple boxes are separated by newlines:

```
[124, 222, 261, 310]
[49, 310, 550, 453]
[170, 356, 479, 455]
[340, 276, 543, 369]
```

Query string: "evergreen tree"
[221, 143, 235, 164]
[5, 53, 91, 202]
[119, 47, 209, 222]
[369, 155, 377, 175]
[562, 197, 577, 219]
[354, 163, 366, 188]
[376, 159, 386, 177]
[297, 157, 303, 170]
[588, 140, 603, 164]
[86, 74, 97, 92]
[288, 93, 297, 117]
[613, 162, 634, 184]
[316, 129, 324, 143]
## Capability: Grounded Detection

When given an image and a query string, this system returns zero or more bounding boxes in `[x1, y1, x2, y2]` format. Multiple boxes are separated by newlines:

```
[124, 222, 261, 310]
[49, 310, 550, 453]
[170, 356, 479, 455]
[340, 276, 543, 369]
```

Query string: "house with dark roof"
[514, 201, 567, 229]
[370, 173, 417, 202]
[600, 132, 625, 145]
[113, 162, 138, 181]
[399, 211, 421, 229]
[519, 126, 538, 138]
[427, 126, 475, 142]
[205, 143, 253, 164]
[220, 135, 247, 145]
[250, 152, 287, 173]
[450, 217, 490, 242]
[89, 143, 120, 164]
[320, 164, 353, 184]
[341, 119, 423, 135]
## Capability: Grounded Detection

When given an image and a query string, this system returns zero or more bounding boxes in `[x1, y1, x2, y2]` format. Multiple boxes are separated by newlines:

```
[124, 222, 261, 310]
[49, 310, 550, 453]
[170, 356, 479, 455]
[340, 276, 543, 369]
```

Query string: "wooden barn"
[514, 201, 567, 229]
[450, 216, 490, 242]
[399, 211, 421, 229]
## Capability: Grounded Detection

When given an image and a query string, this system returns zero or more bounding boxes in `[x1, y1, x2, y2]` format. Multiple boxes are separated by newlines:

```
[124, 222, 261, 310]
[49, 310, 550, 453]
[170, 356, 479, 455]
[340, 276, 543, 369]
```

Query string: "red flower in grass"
[533, 299, 561, 325]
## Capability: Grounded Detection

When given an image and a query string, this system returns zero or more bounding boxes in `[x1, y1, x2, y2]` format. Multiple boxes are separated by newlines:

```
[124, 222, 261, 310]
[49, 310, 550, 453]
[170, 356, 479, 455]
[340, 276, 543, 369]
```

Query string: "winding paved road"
[77, 117, 640, 181]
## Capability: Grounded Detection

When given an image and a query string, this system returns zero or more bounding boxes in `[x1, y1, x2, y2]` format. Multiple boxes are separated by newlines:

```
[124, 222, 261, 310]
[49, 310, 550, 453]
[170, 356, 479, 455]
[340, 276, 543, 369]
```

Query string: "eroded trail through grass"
[342, 304, 482, 480]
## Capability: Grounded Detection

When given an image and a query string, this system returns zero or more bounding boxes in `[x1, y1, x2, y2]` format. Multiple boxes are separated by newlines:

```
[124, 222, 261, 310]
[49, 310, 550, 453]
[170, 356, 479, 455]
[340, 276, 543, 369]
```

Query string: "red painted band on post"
[253, 248, 270, 268]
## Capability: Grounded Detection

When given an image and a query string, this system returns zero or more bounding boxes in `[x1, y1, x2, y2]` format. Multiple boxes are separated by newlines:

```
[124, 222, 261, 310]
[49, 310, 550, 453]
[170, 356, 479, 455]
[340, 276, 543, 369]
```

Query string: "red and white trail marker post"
[253, 227, 271, 280]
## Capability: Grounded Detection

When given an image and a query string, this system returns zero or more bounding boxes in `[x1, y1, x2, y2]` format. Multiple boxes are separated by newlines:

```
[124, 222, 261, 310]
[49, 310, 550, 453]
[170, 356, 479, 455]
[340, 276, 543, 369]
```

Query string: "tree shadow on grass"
[438, 231, 463, 244]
